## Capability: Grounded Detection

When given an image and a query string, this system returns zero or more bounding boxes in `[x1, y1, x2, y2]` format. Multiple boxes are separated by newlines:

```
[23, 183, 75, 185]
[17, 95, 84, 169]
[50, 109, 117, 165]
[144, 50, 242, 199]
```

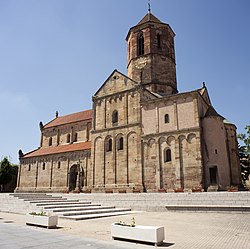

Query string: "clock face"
[135, 57, 149, 70]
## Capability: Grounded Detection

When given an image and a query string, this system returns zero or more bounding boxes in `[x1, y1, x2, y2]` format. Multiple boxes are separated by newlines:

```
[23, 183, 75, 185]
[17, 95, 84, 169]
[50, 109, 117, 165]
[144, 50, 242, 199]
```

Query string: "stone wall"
[17, 151, 90, 192]
[91, 71, 143, 191]
[41, 120, 91, 148]
[142, 93, 198, 135]
[141, 92, 202, 191]
[202, 116, 231, 190]
[224, 123, 241, 185]
[127, 19, 177, 95]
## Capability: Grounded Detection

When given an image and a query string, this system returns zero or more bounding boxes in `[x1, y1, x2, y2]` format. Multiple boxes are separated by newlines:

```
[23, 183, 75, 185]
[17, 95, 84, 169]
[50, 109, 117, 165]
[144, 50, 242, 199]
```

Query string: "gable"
[198, 87, 211, 105]
[94, 70, 138, 98]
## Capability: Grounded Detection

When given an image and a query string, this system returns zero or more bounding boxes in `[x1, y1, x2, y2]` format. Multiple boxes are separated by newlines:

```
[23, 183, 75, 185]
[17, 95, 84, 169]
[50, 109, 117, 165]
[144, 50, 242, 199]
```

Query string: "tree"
[0, 157, 18, 192]
[238, 125, 250, 186]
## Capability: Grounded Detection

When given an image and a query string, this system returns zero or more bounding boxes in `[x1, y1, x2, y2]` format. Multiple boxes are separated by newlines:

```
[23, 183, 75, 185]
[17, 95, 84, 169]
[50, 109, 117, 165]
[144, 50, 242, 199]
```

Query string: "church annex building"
[17, 10, 241, 193]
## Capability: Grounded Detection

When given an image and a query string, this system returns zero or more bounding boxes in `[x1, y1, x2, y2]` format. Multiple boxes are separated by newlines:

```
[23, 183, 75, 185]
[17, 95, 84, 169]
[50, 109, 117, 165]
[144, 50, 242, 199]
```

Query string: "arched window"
[157, 34, 161, 49]
[164, 149, 172, 162]
[118, 137, 124, 150]
[67, 134, 71, 143]
[164, 114, 170, 123]
[49, 137, 52, 146]
[42, 162, 46, 170]
[74, 133, 78, 142]
[138, 33, 144, 56]
[112, 110, 118, 125]
[106, 138, 112, 152]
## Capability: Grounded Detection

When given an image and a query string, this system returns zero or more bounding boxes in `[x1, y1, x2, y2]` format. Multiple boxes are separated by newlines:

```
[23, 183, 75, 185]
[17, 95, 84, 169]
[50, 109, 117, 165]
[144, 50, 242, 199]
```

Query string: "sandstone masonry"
[17, 11, 241, 193]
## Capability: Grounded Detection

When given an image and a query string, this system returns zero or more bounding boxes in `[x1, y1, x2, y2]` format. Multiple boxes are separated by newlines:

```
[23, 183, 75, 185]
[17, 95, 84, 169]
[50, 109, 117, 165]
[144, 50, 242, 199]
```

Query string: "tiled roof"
[137, 12, 162, 25]
[22, 141, 91, 158]
[44, 110, 92, 128]
[204, 106, 224, 119]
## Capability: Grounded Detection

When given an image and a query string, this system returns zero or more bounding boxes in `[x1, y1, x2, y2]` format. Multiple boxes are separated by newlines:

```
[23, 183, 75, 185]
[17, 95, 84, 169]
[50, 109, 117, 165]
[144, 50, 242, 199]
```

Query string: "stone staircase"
[1, 192, 249, 216]
[2, 193, 132, 220]
[56, 192, 250, 213]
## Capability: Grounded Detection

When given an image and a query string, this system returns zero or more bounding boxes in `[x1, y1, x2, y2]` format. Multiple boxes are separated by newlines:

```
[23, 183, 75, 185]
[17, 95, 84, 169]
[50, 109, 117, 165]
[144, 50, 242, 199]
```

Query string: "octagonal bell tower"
[126, 10, 178, 95]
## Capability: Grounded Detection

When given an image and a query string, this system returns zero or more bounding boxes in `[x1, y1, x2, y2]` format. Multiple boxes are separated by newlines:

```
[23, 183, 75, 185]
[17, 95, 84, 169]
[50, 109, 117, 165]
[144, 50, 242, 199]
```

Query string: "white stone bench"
[111, 223, 165, 246]
[26, 214, 58, 229]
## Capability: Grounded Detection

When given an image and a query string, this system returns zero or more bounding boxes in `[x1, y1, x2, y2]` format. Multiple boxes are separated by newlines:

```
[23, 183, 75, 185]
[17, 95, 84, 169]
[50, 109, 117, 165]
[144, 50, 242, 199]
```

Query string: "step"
[62, 211, 133, 220]
[30, 199, 79, 204]
[62, 207, 131, 217]
[10, 193, 50, 196]
[43, 203, 95, 209]
[36, 201, 90, 206]
[11, 195, 53, 198]
[165, 205, 250, 212]
[51, 205, 115, 213]
[22, 197, 67, 201]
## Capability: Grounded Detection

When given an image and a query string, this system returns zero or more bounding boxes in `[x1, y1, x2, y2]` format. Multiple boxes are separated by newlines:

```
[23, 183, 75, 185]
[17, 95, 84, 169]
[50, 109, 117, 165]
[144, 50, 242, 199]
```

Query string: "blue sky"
[0, 0, 249, 164]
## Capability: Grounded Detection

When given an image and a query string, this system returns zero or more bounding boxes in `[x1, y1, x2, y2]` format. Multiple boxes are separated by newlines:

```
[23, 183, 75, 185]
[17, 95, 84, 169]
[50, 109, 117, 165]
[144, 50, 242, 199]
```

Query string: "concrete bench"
[111, 223, 165, 246]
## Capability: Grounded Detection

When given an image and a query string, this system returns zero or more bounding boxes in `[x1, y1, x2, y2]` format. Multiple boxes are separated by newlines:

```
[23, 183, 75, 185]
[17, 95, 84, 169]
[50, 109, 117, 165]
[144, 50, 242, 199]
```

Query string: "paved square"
[0, 211, 250, 248]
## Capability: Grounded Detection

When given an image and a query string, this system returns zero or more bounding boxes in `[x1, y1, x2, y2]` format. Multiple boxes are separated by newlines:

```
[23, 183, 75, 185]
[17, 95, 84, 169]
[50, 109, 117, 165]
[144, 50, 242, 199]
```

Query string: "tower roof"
[126, 11, 173, 41]
[204, 106, 224, 119]
[137, 12, 163, 25]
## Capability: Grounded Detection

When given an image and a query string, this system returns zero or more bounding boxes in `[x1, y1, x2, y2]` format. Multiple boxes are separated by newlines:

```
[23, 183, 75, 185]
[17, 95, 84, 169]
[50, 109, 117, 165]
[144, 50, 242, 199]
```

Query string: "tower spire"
[148, 0, 151, 13]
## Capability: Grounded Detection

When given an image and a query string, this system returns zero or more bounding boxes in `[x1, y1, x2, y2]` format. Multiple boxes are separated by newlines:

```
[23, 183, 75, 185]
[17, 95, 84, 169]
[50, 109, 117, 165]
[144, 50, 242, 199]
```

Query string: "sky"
[0, 0, 249, 164]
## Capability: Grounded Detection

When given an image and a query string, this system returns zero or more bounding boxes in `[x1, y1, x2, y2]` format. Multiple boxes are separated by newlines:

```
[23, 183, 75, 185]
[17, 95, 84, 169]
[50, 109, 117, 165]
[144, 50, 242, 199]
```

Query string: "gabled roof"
[22, 141, 91, 158]
[204, 106, 224, 119]
[44, 110, 92, 129]
[137, 12, 163, 25]
[198, 85, 211, 106]
[93, 69, 138, 97]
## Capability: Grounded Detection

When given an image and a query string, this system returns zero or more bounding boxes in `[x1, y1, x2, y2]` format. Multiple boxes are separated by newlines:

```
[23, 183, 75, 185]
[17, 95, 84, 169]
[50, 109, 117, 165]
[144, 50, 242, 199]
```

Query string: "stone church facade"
[16, 11, 241, 193]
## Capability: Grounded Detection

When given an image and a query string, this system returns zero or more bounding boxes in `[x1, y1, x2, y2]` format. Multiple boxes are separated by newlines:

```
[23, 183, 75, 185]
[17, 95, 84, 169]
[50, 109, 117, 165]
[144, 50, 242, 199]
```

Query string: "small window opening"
[164, 149, 172, 162]
[118, 137, 124, 150]
[112, 110, 118, 125]
[28, 164, 31, 171]
[157, 34, 161, 49]
[215, 149, 218, 154]
[58, 161, 61, 169]
[138, 33, 144, 56]
[42, 163, 45, 170]
[74, 133, 78, 142]
[67, 134, 71, 143]
[49, 137, 52, 146]
[106, 138, 112, 152]
[165, 114, 170, 124]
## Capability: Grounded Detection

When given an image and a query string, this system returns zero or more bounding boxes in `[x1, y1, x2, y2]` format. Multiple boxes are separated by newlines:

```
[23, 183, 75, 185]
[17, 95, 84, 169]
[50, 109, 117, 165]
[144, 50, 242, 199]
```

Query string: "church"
[16, 9, 241, 193]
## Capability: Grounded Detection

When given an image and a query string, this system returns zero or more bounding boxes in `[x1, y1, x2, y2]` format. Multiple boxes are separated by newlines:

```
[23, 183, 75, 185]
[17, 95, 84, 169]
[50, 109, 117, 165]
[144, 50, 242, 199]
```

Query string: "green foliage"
[238, 125, 250, 184]
[115, 217, 136, 227]
[29, 211, 47, 216]
[0, 157, 18, 191]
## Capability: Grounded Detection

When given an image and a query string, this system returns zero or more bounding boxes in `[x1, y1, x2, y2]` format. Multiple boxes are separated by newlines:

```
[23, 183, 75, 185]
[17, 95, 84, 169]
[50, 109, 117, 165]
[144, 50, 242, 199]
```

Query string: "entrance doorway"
[69, 165, 78, 191]
[209, 167, 218, 185]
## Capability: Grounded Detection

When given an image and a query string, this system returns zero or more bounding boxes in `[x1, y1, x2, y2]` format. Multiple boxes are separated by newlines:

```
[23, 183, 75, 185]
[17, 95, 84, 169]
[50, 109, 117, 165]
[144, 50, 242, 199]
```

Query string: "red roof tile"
[23, 141, 91, 158]
[44, 110, 92, 128]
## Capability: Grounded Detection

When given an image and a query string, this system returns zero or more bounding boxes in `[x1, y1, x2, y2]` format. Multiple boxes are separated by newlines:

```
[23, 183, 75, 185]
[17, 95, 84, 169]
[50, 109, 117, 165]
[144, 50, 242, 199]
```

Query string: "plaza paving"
[0, 211, 249, 249]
